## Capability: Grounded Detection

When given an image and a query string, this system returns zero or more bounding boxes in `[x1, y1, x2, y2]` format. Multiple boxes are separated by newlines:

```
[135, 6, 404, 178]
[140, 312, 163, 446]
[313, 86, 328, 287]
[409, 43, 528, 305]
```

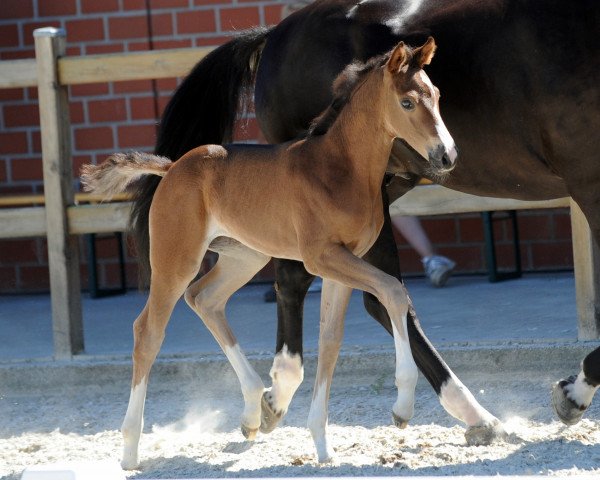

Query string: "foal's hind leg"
[121, 227, 208, 469]
[261, 259, 312, 434]
[185, 239, 270, 440]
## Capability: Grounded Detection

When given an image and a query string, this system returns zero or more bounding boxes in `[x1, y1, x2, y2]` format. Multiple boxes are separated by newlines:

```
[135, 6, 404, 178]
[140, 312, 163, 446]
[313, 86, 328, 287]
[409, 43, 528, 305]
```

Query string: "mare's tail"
[81, 152, 172, 198]
[129, 27, 271, 286]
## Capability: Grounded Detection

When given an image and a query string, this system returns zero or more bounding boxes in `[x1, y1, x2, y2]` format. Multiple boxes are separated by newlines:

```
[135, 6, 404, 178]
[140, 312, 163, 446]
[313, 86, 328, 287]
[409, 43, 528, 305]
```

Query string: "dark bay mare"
[131, 0, 600, 438]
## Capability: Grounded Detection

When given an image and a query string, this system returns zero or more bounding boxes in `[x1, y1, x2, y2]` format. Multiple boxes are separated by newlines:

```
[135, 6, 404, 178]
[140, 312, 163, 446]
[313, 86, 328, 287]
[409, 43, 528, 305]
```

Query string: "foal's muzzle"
[428, 143, 458, 173]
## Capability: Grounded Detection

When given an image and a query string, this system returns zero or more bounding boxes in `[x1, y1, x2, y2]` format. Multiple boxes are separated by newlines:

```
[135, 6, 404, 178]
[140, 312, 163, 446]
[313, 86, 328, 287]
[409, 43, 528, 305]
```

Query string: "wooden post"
[34, 27, 84, 359]
[570, 199, 600, 340]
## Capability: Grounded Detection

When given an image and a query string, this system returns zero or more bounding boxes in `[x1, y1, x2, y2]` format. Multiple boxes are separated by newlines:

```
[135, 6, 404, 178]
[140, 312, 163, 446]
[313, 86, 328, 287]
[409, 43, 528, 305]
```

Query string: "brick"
[517, 212, 553, 241]
[0, 239, 39, 263]
[69, 101, 85, 124]
[70, 83, 110, 97]
[38, 0, 77, 16]
[19, 266, 50, 291]
[0, 160, 6, 181]
[22, 21, 61, 46]
[151, 13, 174, 36]
[530, 242, 573, 269]
[421, 217, 457, 243]
[27, 87, 38, 100]
[122, 0, 146, 10]
[554, 210, 572, 240]
[152, 0, 189, 8]
[1, 0, 34, 19]
[81, 0, 119, 13]
[117, 123, 156, 148]
[129, 96, 157, 120]
[75, 126, 114, 150]
[157, 94, 172, 116]
[109, 15, 149, 40]
[458, 216, 484, 242]
[66, 45, 82, 55]
[176, 10, 216, 35]
[73, 155, 93, 179]
[196, 36, 230, 47]
[3, 104, 40, 128]
[128, 41, 151, 51]
[0, 50, 35, 60]
[88, 98, 127, 123]
[155, 78, 177, 91]
[85, 43, 124, 55]
[0, 24, 19, 48]
[444, 245, 484, 272]
[0, 267, 17, 291]
[233, 117, 260, 141]
[65, 18, 105, 42]
[113, 79, 153, 93]
[220, 7, 260, 31]
[11, 157, 43, 181]
[0, 88, 23, 101]
[31, 129, 41, 153]
[194, 0, 231, 5]
[264, 5, 284, 25]
[0, 132, 28, 154]
[153, 38, 192, 50]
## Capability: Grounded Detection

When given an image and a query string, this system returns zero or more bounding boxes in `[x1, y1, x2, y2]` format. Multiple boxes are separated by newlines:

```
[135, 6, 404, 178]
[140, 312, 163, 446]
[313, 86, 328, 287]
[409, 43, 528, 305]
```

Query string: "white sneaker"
[422, 255, 456, 287]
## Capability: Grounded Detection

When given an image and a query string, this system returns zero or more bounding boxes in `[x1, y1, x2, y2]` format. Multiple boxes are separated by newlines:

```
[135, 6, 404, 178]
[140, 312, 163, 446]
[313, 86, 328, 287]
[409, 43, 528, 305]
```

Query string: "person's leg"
[392, 215, 456, 287]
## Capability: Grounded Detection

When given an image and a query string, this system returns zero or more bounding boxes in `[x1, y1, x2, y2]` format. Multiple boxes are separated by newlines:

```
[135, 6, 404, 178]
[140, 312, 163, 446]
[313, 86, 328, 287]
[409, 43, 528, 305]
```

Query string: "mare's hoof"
[241, 424, 258, 441]
[552, 377, 586, 426]
[465, 419, 507, 446]
[260, 391, 284, 434]
[392, 411, 409, 429]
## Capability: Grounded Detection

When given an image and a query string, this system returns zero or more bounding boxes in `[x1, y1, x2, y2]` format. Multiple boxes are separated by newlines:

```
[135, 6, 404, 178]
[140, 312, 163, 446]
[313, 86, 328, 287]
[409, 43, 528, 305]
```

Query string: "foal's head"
[383, 38, 457, 175]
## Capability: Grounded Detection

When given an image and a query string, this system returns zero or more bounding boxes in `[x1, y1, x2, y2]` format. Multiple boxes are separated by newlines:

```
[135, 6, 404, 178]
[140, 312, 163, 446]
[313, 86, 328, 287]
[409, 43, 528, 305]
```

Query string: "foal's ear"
[414, 36, 437, 67]
[387, 41, 408, 74]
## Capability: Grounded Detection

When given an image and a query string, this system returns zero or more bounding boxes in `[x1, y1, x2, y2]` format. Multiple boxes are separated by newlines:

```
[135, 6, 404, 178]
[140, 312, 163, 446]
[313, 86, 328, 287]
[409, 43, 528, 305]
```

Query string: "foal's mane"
[308, 55, 388, 136]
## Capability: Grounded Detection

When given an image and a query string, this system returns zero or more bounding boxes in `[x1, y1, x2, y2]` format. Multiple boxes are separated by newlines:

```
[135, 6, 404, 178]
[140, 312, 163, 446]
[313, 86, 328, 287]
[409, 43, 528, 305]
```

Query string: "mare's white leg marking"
[439, 373, 498, 426]
[121, 377, 148, 470]
[565, 370, 599, 408]
[307, 380, 335, 463]
[391, 321, 418, 422]
[266, 344, 304, 414]
[224, 344, 265, 433]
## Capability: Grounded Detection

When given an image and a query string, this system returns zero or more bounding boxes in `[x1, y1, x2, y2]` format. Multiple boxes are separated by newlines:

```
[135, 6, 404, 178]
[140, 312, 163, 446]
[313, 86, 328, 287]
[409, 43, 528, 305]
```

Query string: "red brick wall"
[0, 0, 574, 293]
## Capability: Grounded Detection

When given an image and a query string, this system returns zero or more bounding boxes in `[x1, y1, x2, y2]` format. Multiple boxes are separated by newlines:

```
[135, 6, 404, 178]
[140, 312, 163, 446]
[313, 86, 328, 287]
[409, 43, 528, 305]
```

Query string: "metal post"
[34, 27, 84, 358]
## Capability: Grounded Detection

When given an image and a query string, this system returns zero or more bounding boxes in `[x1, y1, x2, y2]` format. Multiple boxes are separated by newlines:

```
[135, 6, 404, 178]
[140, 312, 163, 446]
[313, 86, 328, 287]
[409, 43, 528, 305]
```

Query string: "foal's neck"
[322, 68, 394, 189]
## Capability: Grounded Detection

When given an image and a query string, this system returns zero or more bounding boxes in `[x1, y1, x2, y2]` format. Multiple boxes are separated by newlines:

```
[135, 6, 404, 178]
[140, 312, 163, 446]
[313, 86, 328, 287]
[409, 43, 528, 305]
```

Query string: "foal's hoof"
[260, 391, 284, 434]
[241, 424, 259, 441]
[552, 376, 586, 426]
[465, 419, 507, 446]
[392, 412, 409, 429]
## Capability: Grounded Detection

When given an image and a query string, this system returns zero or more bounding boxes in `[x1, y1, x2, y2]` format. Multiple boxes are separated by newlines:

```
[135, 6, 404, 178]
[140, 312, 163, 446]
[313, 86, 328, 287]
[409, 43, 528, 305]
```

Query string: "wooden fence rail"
[0, 27, 598, 359]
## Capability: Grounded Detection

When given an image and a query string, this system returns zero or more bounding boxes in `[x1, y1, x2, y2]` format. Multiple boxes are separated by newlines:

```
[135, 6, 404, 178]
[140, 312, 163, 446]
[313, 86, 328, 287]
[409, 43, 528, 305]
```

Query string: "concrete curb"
[2, 340, 598, 393]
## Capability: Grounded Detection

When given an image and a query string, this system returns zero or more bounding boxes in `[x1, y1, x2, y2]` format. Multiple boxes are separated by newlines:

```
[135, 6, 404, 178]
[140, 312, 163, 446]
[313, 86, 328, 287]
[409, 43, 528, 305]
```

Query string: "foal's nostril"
[441, 153, 452, 168]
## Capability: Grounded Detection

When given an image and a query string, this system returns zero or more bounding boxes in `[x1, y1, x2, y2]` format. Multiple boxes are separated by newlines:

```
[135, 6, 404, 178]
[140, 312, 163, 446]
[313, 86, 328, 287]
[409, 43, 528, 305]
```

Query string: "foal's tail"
[129, 27, 271, 287]
[81, 152, 172, 199]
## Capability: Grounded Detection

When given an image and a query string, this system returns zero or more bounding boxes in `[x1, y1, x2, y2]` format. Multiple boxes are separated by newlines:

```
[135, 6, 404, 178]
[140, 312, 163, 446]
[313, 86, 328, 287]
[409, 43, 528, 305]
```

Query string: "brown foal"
[81, 37, 457, 467]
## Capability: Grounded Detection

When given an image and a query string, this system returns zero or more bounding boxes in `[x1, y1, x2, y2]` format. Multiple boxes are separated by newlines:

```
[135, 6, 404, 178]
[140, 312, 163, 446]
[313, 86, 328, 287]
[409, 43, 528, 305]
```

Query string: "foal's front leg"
[307, 279, 352, 462]
[306, 245, 419, 449]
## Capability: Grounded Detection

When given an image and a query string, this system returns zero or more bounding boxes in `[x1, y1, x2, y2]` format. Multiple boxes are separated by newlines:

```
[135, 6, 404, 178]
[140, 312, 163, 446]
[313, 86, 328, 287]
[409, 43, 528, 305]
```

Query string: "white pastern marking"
[224, 343, 265, 429]
[268, 344, 304, 414]
[307, 381, 335, 463]
[121, 377, 148, 470]
[566, 371, 599, 408]
[391, 322, 418, 421]
[439, 374, 497, 427]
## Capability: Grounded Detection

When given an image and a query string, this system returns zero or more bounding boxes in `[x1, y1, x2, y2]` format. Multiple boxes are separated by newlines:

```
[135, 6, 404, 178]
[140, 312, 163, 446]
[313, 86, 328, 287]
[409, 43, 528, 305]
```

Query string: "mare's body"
[134, 0, 600, 432]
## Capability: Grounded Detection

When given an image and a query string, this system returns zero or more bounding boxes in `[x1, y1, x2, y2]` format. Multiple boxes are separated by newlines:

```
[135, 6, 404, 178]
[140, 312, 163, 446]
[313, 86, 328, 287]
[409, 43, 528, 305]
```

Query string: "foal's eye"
[401, 98, 415, 111]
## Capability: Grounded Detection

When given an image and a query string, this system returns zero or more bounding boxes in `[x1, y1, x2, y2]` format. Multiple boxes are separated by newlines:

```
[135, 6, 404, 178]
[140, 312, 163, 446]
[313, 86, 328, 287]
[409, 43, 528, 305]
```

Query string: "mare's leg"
[185, 239, 270, 439]
[553, 346, 600, 424]
[261, 259, 313, 433]
[305, 245, 418, 442]
[307, 279, 352, 463]
[362, 187, 505, 444]
[121, 211, 208, 470]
